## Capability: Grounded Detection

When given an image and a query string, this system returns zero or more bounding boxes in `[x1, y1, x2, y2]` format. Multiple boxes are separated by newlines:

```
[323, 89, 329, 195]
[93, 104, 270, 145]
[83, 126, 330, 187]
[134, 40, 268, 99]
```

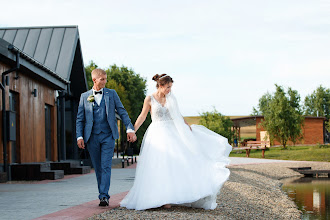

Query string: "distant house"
[232, 116, 328, 145]
[0, 26, 88, 181]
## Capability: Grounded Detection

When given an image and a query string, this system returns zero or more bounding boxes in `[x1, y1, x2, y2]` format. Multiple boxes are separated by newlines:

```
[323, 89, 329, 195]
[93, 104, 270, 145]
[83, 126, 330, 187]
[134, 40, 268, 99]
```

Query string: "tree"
[84, 61, 149, 150]
[106, 79, 132, 117]
[304, 85, 330, 131]
[105, 65, 147, 120]
[254, 85, 304, 148]
[252, 92, 272, 115]
[105, 64, 150, 149]
[199, 108, 234, 143]
[84, 60, 98, 89]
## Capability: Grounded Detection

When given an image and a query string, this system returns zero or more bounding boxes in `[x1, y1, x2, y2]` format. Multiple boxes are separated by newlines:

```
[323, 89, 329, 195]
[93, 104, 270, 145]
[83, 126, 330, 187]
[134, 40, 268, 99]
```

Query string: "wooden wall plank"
[0, 64, 3, 164]
[0, 61, 58, 164]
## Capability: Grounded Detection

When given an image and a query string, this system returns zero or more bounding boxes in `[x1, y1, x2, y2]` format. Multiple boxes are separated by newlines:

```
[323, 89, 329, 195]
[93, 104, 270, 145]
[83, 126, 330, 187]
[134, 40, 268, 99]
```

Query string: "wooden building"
[232, 116, 328, 145]
[0, 26, 87, 180]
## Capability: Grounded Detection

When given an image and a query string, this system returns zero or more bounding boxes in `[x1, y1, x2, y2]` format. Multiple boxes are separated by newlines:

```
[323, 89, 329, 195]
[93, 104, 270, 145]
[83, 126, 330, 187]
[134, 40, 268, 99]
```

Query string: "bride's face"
[160, 82, 172, 95]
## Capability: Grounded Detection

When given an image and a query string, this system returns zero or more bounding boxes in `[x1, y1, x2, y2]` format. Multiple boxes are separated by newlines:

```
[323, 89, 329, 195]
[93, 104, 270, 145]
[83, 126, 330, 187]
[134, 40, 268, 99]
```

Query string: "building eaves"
[0, 38, 67, 90]
[0, 25, 78, 30]
[8, 44, 70, 84]
[0, 26, 80, 82]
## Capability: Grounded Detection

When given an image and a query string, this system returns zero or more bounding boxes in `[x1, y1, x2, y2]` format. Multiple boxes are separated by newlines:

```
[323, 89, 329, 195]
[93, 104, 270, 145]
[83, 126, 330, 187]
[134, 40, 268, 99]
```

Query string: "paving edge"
[33, 191, 128, 220]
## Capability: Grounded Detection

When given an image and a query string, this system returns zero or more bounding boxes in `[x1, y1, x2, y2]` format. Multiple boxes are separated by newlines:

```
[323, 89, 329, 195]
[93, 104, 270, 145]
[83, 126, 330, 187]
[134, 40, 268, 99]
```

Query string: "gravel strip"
[89, 161, 330, 220]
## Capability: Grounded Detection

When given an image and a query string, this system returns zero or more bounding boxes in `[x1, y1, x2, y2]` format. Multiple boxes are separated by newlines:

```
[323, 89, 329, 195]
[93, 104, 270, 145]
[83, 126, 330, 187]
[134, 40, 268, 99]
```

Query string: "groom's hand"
[127, 133, 137, 142]
[132, 134, 137, 142]
[77, 139, 85, 149]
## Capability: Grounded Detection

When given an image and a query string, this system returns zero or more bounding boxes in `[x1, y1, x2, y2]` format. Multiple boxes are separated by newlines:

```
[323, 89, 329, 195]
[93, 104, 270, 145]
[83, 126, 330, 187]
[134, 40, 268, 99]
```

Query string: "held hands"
[77, 139, 85, 149]
[127, 132, 137, 142]
[78, 133, 136, 148]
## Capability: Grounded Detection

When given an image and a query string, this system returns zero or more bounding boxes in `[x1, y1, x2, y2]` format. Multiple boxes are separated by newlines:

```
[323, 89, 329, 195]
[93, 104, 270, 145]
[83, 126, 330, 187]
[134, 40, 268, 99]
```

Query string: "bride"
[120, 74, 232, 210]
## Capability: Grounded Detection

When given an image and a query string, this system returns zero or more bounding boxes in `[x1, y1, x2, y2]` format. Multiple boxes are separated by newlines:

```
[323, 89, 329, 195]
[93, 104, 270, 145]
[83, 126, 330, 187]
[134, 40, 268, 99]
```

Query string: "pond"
[281, 177, 330, 219]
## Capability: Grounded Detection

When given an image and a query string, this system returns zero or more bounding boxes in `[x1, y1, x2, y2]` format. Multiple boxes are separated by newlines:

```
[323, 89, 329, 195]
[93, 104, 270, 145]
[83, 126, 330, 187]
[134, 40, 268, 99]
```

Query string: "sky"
[1, 0, 330, 116]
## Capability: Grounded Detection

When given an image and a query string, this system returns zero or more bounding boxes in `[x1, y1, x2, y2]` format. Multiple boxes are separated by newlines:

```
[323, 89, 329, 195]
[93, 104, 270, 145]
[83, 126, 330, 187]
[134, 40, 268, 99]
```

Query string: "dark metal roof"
[231, 115, 327, 127]
[231, 116, 262, 127]
[0, 26, 87, 94]
[0, 38, 67, 89]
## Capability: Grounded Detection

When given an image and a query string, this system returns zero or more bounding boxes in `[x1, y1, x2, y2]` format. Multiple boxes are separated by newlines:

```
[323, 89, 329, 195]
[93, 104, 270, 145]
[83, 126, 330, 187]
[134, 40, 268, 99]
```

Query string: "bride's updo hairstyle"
[152, 74, 174, 88]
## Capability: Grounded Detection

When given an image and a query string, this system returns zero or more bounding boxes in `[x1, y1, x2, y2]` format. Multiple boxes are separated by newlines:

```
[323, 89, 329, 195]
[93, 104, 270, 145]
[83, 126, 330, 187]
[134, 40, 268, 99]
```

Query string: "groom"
[76, 68, 136, 206]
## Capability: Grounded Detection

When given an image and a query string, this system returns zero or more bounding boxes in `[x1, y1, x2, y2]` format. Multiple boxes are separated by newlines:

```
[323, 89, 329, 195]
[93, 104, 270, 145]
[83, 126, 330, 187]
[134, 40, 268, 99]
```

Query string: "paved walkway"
[0, 157, 295, 220]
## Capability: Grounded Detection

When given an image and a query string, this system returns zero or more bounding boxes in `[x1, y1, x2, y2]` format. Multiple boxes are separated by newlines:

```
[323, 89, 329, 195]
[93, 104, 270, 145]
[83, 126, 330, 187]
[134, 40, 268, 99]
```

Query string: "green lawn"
[230, 145, 330, 162]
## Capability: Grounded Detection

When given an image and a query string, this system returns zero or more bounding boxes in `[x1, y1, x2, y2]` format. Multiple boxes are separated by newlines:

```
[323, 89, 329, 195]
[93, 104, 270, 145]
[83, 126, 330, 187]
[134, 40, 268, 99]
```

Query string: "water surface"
[282, 177, 330, 219]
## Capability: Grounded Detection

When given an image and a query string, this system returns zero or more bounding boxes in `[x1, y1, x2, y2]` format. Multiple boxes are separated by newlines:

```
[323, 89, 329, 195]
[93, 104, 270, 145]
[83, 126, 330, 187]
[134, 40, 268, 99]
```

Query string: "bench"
[233, 141, 270, 158]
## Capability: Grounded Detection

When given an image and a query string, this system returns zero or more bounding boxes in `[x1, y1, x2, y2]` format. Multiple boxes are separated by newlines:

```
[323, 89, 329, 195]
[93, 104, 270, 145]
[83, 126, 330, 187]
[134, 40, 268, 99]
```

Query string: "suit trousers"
[87, 132, 115, 199]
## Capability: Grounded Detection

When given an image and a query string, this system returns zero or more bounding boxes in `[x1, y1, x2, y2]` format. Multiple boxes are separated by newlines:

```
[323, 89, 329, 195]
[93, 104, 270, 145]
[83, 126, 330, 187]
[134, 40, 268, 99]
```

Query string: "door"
[260, 131, 270, 147]
[45, 104, 52, 161]
[9, 91, 19, 163]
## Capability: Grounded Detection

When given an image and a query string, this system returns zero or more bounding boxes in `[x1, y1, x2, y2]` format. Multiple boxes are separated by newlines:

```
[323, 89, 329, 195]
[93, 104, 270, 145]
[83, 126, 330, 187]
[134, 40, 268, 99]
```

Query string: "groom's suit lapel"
[104, 89, 110, 117]
[87, 89, 93, 120]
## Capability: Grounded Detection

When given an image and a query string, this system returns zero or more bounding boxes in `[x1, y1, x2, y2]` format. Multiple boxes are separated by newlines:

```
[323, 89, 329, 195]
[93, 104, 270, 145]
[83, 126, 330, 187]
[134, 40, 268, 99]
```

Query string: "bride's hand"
[185, 122, 192, 131]
[183, 118, 192, 131]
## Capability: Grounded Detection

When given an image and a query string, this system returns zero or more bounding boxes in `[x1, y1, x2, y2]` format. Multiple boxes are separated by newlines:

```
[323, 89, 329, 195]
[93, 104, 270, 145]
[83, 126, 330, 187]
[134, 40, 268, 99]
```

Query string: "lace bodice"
[150, 95, 173, 122]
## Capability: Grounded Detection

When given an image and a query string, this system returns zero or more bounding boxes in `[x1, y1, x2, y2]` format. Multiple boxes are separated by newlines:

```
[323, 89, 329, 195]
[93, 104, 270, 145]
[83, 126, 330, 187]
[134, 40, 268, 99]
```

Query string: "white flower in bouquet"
[87, 95, 95, 103]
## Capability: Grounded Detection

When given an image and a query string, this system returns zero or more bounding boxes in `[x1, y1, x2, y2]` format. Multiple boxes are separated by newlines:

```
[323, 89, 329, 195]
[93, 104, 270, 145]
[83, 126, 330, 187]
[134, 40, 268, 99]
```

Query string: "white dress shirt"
[93, 88, 103, 106]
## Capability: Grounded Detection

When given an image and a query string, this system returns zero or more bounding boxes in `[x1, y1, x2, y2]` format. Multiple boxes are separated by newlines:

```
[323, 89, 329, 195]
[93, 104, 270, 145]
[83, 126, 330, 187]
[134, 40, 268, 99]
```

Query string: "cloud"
[272, 59, 330, 78]
[1, 0, 330, 116]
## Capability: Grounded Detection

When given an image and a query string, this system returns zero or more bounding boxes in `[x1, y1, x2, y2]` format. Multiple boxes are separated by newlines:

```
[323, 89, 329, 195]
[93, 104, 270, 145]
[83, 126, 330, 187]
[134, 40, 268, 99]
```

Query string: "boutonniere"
[87, 95, 95, 103]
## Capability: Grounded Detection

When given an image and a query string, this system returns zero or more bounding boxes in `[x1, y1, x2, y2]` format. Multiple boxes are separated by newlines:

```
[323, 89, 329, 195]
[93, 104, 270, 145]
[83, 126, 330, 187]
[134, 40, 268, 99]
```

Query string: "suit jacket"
[76, 88, 134, 142]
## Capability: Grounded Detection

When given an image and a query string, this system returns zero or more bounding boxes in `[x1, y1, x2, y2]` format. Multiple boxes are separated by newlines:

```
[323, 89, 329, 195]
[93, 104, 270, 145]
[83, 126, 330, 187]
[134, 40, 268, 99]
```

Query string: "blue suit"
[76, 88, 134, 199]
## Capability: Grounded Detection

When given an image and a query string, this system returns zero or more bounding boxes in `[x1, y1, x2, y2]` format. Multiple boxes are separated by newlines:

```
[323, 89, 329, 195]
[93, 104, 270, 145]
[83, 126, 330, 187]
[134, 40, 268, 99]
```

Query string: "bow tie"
[95, 91, 102, 95]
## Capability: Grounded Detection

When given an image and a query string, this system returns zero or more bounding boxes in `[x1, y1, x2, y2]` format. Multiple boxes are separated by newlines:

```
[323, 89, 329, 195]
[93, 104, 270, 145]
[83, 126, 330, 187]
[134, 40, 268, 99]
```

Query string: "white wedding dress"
[120, 93, 232, 210]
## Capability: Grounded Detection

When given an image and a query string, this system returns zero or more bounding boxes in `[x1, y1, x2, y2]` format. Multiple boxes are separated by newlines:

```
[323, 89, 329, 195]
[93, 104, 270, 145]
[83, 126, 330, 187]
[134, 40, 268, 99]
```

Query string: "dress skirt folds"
[120, 93, 232, 210]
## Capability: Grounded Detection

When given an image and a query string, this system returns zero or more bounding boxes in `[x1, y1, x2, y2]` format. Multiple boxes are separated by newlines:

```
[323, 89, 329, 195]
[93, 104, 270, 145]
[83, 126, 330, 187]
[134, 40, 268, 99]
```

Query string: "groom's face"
[93, 74, 107, 90]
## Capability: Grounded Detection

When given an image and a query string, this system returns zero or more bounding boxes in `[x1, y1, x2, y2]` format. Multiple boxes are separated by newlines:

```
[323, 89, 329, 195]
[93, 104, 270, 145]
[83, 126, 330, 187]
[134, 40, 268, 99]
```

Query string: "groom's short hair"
[91, 68, 107, 79]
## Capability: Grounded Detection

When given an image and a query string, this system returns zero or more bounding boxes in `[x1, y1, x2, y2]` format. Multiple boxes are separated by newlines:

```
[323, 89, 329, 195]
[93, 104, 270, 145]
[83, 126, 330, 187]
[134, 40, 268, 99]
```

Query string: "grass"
[184, 116, 256, 140]
[230, 145, 330, 162]
[184, 115, 251, 125]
